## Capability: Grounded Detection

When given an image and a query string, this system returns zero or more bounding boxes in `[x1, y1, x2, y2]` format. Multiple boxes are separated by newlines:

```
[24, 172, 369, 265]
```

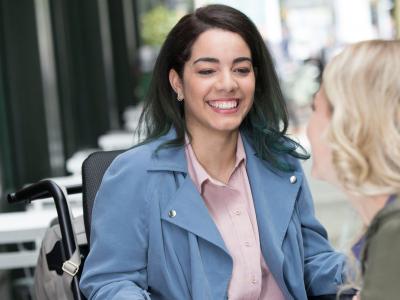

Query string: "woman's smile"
[206, 98, 240, 113]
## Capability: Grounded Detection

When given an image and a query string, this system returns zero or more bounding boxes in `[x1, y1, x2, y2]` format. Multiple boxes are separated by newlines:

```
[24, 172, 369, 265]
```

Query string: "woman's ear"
[169, 69, 183, 97]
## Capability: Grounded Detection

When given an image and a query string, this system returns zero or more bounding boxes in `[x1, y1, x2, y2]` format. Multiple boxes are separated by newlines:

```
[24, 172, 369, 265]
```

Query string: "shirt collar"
[185, 133, 247, 192]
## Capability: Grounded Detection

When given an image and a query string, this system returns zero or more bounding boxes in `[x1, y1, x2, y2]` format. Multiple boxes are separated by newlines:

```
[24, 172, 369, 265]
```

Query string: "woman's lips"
[207, 99, 239, 112]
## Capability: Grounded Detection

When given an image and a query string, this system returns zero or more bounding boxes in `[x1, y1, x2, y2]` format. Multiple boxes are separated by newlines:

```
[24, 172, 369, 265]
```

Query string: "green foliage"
[141, 5, 179, 46]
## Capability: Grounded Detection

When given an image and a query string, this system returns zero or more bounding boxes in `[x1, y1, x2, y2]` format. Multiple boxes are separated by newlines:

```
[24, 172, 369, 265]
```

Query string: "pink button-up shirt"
[185, 134, 284, 300]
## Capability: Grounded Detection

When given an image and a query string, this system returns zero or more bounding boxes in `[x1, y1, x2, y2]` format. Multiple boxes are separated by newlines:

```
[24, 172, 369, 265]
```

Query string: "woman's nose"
[215, 71, 238, 92]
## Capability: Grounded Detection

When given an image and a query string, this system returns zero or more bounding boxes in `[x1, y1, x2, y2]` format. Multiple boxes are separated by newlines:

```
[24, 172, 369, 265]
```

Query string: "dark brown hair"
[138, 4, 308, 171]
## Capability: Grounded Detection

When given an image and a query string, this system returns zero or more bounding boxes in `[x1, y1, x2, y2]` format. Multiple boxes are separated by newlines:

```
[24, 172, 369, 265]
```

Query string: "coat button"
[168, 210, 177, 218]
[290, 175, 297, 184]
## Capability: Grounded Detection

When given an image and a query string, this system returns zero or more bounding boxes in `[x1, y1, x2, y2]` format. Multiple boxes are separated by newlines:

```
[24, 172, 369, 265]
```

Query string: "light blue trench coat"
[80, 130, 347, 299]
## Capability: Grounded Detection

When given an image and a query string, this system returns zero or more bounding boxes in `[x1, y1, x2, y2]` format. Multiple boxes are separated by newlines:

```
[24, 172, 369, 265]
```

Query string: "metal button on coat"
[290, 175, 297, 184]
[168, 210, 177, 218]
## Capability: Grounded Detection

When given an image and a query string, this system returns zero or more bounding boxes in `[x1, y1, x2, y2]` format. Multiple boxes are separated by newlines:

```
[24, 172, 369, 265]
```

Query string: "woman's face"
[170, 29, 255, 138]
[307, 87, 337, 183]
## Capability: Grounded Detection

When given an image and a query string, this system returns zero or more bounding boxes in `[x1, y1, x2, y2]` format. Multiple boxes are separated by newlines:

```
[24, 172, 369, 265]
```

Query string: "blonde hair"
[323, 40, 400, 197]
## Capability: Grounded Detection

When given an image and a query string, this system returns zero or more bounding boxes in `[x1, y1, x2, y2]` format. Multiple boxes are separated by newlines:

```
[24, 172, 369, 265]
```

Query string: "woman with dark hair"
[80, 5, 348, 299]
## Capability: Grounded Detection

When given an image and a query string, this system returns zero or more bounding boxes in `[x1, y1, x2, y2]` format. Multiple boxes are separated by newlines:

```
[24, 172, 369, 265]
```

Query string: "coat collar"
[147, 128, 188, 173]
[147, 128, 301, 297]
[146, 127, 302, 246]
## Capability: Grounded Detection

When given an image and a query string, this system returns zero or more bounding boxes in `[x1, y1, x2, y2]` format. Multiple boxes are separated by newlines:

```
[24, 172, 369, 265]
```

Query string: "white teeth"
[208, 101, 238, 109]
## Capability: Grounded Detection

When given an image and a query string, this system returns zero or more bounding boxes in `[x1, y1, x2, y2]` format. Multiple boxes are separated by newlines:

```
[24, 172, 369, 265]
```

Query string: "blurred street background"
[0, 0, 398, 299]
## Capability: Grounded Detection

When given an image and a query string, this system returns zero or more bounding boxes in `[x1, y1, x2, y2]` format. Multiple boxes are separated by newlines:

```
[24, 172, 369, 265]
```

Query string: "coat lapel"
[160, 175, 229, 254]
[147, 131, 229, 255]
[243, 135, 302, 298]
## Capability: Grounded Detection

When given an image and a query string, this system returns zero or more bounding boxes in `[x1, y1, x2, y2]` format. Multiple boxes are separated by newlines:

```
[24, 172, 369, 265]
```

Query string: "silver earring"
[177, 93, 184, 102]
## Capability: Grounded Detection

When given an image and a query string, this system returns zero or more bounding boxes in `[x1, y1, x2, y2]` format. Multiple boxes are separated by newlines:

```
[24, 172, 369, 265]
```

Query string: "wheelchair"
[8, 150, 124, 300]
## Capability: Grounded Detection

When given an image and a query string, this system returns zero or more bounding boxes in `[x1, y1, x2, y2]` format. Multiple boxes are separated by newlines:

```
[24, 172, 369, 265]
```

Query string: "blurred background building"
[0, 0, 399, 299]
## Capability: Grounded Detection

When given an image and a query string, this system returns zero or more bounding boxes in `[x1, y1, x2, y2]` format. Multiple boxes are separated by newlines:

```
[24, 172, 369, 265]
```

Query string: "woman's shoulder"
[361, 197, 400, 298]
[105, 139, 161, 177]
[367, 196, 400, 238]
[362, 196, 400, 266]
[241, 131, 306, 174]
[111, 131, 178, 170]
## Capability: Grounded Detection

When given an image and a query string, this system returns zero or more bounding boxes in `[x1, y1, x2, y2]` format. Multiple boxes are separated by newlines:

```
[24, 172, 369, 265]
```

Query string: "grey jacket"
[361, 196, 400, 300]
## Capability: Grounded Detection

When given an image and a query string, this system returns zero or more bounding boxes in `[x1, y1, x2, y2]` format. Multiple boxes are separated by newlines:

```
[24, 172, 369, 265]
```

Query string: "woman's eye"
[198, 69, 215, 75]
[234, 68, 251, 75]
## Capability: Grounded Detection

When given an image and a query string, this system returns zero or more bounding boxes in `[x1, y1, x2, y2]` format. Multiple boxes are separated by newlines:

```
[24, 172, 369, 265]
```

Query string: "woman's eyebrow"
[193, 57, 219, 64]
[233, 57, 252, 64]
[193, 56, 252, 65]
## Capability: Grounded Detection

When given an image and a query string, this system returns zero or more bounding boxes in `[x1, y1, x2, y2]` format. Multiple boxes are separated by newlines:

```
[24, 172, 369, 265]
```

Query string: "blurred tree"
[135, 4, 180, 102]
[396, 0, 400, 37]
[141, 5, 179, 46]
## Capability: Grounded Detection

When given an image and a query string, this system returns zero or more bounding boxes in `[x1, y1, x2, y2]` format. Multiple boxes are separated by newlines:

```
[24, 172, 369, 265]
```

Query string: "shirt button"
[251, 277, 257, 284]
[244, 241, 251, 247]
[290, 175, 297, 184]
[233, 209, 241, 216]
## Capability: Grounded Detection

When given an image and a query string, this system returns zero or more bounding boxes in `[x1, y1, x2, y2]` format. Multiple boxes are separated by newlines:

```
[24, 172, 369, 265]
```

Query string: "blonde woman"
[307, 39, 400, 299]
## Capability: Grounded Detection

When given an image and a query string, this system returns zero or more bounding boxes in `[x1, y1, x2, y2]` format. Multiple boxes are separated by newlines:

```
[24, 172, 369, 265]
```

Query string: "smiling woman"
[168, 29, 256, 182]
[170, 29, 255, 137]
[170, 29, 255, 136]
[80, 4, 353, 300]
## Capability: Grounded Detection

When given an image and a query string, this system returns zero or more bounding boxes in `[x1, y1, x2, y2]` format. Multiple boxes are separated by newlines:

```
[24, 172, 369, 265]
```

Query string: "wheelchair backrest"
[81, 150, 124, 244]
